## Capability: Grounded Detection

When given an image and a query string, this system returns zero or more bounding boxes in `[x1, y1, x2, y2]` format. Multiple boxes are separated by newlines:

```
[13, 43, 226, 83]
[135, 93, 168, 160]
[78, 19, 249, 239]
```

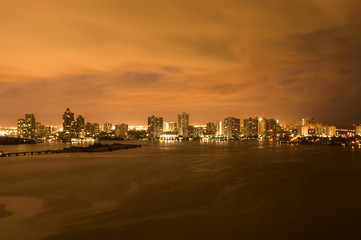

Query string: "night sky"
[1, 0, 360, 126]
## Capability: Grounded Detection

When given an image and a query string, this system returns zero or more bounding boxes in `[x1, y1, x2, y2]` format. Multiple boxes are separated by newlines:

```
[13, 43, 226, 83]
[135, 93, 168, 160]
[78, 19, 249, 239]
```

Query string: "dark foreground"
[0, 141, 361, 240]
[0, 143, 142, 157]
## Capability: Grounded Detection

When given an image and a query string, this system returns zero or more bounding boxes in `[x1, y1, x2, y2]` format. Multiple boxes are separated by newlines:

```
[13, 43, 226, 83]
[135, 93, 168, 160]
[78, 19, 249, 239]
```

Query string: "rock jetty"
[0, 143, 142, 158]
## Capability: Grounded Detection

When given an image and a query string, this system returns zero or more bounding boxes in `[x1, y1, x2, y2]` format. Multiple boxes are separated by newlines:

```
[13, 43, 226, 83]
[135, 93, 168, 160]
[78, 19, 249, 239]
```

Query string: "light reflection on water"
[0, 140, 360, 240]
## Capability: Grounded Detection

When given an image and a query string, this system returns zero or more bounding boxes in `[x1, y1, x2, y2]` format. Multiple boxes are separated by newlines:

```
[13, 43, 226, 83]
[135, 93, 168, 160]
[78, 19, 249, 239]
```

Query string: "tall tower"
[103, 123, 112, 133]
[115, 123, 128, 138]
[178, 112, 189, 138]
[148, 116, 163, 139]
[224, 117, 240, 139]
[17, 118, 26, 138]
[76, 115, 85, 137]
[25, 113, 36, 139]
[63, 108, 74, 138]
[206, 122, 216, 135]
[258, 117, 268, 137]
[243, 117, 259, 137]
[216, 121, 224, 136]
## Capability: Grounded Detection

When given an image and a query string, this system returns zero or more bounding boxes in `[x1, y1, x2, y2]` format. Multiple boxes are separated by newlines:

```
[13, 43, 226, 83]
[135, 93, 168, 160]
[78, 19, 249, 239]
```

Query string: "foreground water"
[1, 140, 361, 240]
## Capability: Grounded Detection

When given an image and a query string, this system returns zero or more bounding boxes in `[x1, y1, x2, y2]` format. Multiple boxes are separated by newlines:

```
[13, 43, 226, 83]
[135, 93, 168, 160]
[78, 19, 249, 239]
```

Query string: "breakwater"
[0, 143, 142, 158]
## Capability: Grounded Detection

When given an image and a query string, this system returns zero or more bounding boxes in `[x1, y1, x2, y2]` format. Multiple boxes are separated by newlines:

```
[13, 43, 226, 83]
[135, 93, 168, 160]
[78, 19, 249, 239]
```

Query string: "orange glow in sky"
[1, 0, 360, 126]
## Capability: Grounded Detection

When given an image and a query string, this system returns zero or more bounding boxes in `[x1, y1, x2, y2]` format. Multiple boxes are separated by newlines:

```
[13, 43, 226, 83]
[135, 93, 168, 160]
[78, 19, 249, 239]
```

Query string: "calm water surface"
[0, 140, 361, 240]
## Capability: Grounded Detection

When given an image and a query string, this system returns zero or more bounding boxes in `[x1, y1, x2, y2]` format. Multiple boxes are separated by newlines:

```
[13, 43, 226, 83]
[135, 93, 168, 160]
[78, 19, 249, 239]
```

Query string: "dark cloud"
[0, 0, 360, 126]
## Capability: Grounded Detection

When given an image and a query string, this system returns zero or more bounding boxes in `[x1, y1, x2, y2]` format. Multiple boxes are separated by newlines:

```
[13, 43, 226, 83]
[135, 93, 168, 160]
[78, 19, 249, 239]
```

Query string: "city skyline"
[0, 107, 361, 127]
[8, 108, 359, 142]
[1, 1, 361, 126]
[2, 108, 361, 128]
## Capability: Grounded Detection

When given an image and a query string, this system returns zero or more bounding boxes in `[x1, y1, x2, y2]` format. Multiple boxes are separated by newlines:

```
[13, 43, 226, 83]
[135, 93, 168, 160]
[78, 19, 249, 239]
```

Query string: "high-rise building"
[63, 108, 74, 138]
[302, 117, 314, 127]
[315, 125, 327, 136]
[45, 126, 54, 137]
[178, 112, 189, 137]
[85, 122, 94, 136]
[258, 117, 267, 137]
[298, 126, 309, 136]
[163, 122, 177, 133]
[25, 113, 36, 139]
[326, 125, 336, 136]
[17, 118, 26, 138]
[35, 122, 46, 138]
[17, 114, 36, 139]
[243, 117, 258, 137]
[188, 126, 195, 138]
[93, 123, 100, 136]
[356, 125, 361, 136]
[103, 123, 112, 133]
[194, 127, 204, 137]
[76, 115, 85, 137]
[148, 116, 163, 139]
[115, 123, 128, 138]
[267, 119, 280, 135]
[216, 121, 224, 136]
[206, 122, 216, 135]
[224, 117, 240, 139]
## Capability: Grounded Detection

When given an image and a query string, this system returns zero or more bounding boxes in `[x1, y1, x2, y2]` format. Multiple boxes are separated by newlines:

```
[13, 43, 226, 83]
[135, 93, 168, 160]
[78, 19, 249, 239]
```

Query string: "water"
[1, 140, 361, 240]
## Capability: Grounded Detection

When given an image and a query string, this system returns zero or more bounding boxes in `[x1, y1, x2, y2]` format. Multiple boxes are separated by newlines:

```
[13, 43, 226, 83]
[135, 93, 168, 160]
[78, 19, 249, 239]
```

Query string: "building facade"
[148, 116, 163, 139]
[178, 112, 189, 138]
[115, 123, 128, 138]
[216, 121, 224, 136]
[243, 117, 258, 137]
[63, 108, 75, 138]
[163, 122, 177, 133]
[224, 117, 240, 139]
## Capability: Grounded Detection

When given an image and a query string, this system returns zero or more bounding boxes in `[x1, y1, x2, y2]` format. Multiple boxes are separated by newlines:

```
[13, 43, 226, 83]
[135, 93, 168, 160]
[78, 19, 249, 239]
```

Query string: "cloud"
[0, 0, 360, 126]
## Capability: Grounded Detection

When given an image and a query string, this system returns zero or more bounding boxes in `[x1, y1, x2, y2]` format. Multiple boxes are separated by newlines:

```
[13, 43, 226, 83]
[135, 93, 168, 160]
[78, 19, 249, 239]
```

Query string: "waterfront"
[1, 141, 361, 239]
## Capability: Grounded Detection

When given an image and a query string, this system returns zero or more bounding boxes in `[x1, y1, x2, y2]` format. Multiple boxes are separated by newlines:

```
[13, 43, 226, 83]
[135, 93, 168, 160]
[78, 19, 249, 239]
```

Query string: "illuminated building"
[93, 123, 100, 136]
[148, 116, 163, 139]
[115, 123, 128, 138]
[356, 125, 361, 136]
[85, 122, 100, 137]
[336, 128, 355, 137]
[298, 126, 309, 136]
[308, 128, 316, 135]
[103, 123, 112, 133]
[17, 114, 36, 139]
[302, 117, 314, 127]
[267, 119, 280, 135]
[76, 115, 85, 137]
[163, 122, 177, 133]
[216, 121, 224, 136]
[63, 108, 75, 138]
[258, 117, 267, 137]
[243, 117, 258, 137]
[35, 122, 46, 138]
[224, 117, 240, 139]
[17, 118, 26, 138]
[206, 122, 216, 135]
[188, 126, 195, 138]
[25, 114, 36, 139]
[178, 112, 189, 138]
[315, 125, 327, 136]
[326, 125, 336, 136]
[195, 127, 204, 137]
